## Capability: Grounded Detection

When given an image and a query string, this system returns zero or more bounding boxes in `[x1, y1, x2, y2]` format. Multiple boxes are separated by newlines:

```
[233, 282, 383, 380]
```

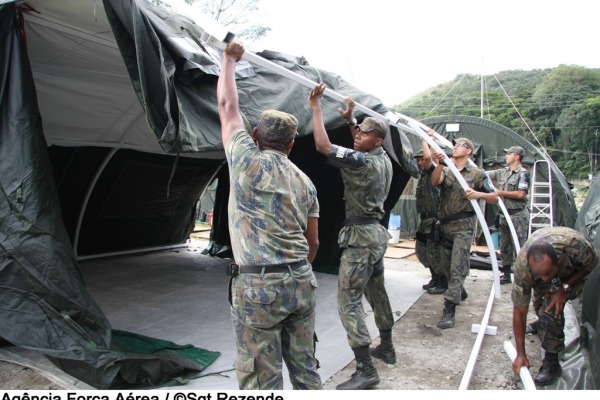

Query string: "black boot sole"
[371, 352, 396, 364]
[370, 345, 396, 364]
[336, 376, 380, 390]
[427, 286, 446, 295]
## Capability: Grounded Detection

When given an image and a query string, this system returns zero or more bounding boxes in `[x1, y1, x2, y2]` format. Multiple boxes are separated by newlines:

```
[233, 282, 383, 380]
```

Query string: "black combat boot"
[370, 329, 396, 364]
[427, 274, 448, 295]
[500, 265, 512, 284]
[534, 351, 562, 386]
[422, 268, 436, 290]
[336, 346, 380, 390]
[437, 300, 456, 329]
[461, 287, 468, 301]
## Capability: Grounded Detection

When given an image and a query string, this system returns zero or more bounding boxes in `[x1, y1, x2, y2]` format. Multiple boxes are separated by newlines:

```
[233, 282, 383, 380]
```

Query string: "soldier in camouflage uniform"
[217, 41, 322, 390]
[308, 83, 395, 390]
[487, 146, 530, 284]
[431, 138, 498, 329]
[511, 227, 598, 386]
[414, 136, 447, 294]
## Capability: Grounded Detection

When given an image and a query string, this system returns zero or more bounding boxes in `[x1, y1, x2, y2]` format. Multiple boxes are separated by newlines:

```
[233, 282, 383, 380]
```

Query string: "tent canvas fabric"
[103, 0, 417, 266]
[0, 0, 418, 388]
[11, 0, 417, 265]
[0, 1, 221, 389]
[575, 173, 600, 389]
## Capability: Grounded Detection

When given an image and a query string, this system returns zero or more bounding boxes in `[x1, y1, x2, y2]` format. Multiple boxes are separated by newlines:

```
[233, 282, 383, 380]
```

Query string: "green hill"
[394, 65, 600, 180]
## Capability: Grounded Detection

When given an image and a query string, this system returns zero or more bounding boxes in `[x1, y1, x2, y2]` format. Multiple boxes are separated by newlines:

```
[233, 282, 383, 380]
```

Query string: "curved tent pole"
[73, 148, 118, 258]
[166, 0, 504, 296]
[194, 13, 505, 390]
[396, 119, 523, 389]
[401, 114, 522, 255]
[199, 30, 501, 299]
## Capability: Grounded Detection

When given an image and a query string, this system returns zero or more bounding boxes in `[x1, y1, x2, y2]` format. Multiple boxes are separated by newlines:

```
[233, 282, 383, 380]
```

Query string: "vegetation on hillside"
[395, 65, 600, 180]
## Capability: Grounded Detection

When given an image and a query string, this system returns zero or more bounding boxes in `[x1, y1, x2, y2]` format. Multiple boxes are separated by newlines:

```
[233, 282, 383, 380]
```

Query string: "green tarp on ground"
[0, 1, 215, 388]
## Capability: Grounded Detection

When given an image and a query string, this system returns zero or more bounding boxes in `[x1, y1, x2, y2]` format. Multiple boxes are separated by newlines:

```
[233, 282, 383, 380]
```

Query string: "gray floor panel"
[2, 245, 424, 390]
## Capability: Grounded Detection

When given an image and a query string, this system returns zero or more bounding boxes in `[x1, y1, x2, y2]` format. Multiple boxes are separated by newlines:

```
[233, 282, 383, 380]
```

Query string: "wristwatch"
[563, 283, 572, 294]
[347, 117, 357, 126]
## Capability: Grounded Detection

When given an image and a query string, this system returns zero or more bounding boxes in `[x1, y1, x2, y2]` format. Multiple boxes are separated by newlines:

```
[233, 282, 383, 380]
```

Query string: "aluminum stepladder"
[528, 160, 553, 236]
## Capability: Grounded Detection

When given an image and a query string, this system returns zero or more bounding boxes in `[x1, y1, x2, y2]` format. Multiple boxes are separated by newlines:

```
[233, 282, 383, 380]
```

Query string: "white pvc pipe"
[503, 341, 537, 390]
[199, 33, 501, 299]
[73, 148, 118, 257]
[76, 243, 189, 261]
[403, 116, 521, 256]
[459, 285, 496, 389]
[188, 9, 510, 390]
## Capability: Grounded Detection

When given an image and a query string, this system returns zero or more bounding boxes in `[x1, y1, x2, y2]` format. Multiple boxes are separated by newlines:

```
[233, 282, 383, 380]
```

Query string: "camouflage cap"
[358, 117, 388, 137]
[453, 137, 474, 151]
[413, 149, 424, 158]
[504, 145, 525, 157]
[257, 110, 298, 142]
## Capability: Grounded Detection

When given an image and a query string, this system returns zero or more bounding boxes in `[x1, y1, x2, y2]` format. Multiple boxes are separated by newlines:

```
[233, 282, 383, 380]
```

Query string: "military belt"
[439, 211, 475, 225]
[226, 259, 308, 276]
[343, 217, 379, 226]
[415, 231, 428, 243]
[420, 212, 437, 220]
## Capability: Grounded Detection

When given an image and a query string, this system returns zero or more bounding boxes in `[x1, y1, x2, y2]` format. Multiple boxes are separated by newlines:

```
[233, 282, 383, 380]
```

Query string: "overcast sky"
[249, 0, 600, 107]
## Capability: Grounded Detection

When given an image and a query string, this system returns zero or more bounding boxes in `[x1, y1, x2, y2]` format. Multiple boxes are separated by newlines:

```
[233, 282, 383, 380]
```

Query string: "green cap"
[358, 117, 388, 137]
[257, 110, 298, 142]
[504, 146, 525, 157]
[454, 137, 474, 151]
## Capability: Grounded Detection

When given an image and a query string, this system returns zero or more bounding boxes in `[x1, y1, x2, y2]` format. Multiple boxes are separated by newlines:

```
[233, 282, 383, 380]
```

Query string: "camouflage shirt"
[511, 227, 598, 308]
[225, 127, 319, 266]
[417, 163, 439, 214]
[438, 163, 489, 219]
[416, 165, 440, 233]
[328, 144, 392, 247]
[487, 164, 530, 211]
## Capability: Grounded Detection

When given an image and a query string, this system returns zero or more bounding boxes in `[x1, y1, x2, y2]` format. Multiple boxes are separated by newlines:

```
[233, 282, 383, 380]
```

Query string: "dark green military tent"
[394, 115, 577, 239]
[575, 173, 600, 389]
[0, 0, 416, 388]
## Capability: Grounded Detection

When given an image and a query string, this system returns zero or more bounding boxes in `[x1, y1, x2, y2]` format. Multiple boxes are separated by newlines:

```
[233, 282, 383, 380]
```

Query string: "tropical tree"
[556, 97, 600, 177]
[529, 65, 600, 150]
[185, 0, 270, 41]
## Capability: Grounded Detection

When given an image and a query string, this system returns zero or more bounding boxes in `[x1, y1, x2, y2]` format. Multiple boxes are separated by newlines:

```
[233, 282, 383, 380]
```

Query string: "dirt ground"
[0, 361, 62, 390]
[0, 242, 541, 390]
[323, 253, 542, 390]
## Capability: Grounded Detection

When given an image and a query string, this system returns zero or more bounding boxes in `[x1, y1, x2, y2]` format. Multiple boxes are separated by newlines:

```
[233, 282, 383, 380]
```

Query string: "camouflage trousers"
[499, 211, 529, 268]
[415, 235, 445, 276]
[531, 281, 586, 353]
[532, 291, 566, 353]
[230, 264, 322, 390]
[440, 219, 475, 304]
[338, 244, 394, 349]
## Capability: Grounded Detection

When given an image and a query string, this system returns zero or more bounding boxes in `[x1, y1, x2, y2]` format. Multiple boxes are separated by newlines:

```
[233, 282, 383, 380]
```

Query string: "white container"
[388, 228, 400, 244]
